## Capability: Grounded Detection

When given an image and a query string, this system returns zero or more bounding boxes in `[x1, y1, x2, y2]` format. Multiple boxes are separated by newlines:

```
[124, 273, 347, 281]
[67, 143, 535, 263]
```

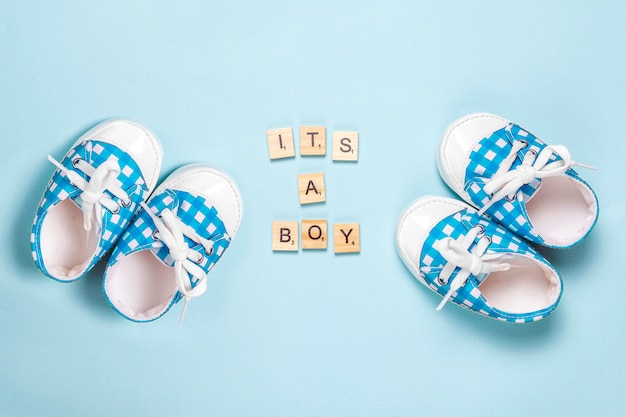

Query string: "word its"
[272, 221, 360, 253]
[267, 127, 359, 161]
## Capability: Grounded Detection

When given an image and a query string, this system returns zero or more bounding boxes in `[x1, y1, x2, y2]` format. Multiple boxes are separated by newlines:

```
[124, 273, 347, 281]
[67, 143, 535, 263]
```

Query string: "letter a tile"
[333, 223, 360, 253]
[297, 172, 326, 205]
[272, 221, 299, 251]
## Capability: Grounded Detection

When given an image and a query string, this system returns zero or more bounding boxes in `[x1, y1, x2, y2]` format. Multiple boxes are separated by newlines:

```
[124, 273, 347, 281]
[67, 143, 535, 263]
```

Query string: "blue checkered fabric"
[106, 189, 231, 317]
[419, 207, 560, 323]
[31, 140, 149, 280]
[463, 123, 587, 245]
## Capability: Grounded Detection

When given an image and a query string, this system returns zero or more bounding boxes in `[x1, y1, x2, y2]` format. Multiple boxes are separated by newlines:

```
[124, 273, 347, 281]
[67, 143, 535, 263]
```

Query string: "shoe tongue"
[146, 190, 210, 268]
[69, 192, 83, 208]
[143, 190, 226, 269]
[458, 212, 522, 286]
[474, 272, 490, 286]
[149, 238, 204, 268]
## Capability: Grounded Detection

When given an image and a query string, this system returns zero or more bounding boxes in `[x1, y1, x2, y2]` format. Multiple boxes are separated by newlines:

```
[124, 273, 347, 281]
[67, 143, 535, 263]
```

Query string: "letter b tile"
[272, 221, 299, 251]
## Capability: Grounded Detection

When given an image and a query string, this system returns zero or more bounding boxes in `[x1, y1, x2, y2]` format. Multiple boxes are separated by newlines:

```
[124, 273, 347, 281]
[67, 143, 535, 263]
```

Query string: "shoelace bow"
[141, 202, 225, 323]
[478, 125, 595, 215]
[427, 226, 513, 311]
[48, 154, 130, 239]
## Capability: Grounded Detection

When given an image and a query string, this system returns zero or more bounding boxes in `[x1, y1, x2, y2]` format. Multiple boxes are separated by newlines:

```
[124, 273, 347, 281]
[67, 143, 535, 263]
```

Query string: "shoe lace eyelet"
[506, 194, 516, 202]
[476, 224, 485, 236]
[437, 277, 447, 286]
[72, 157, 82, 167]
[519, 140, 528, 148]
[152, 230, 160, 241]
[120, 199, 132, 208]
[193, 254, 205, 264]
[110, 204, 120, 214]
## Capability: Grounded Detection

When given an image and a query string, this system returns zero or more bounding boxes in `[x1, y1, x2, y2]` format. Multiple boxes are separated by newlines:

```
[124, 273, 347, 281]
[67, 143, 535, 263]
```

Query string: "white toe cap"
[396, 196, 470, 284]
[437, 113, 509, 197]
[155, 164, 243, 237]
[80, 119, 163, 192]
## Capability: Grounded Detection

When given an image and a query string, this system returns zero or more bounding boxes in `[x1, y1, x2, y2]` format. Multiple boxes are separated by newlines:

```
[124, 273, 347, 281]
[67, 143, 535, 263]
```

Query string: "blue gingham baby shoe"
[437, 113, 598, 248]
[31, 119, 163, 281]
[104, 164, 243, 322]
[396, 196, 562, 323]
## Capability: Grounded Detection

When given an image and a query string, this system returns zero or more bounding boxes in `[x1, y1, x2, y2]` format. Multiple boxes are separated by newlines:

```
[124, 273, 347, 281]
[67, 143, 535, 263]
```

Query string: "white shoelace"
[478, 126, 595, 215]
[48, 155, 130, 238]
[430, 226, 513, 311]
[141, 202, 218, 323]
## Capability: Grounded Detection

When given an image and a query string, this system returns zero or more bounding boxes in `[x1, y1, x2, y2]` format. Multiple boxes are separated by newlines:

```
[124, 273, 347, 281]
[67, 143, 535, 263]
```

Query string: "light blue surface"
[1, 1, 625, 416]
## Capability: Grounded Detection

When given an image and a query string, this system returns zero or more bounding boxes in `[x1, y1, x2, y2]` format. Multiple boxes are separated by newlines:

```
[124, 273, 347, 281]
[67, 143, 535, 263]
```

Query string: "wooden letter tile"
[300, 126, 326, 156]
[332, 131, 359, 161]
[297, 172, 326, 205]
[302, 219, 328, 250]
[272, 221, 299, 251]
[267, 127, 295, 160]
[333, 223, 360, 253]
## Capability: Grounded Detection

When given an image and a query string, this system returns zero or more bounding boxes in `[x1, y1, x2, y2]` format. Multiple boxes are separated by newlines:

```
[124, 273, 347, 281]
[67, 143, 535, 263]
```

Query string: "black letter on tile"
[340, 138, 352, 153]
[308, 225, 322, 240]
[305, 180, 319, 195]
[280, 228, 292, 243]
[340, 228, 353, 244]
[307, 131, 318, 147]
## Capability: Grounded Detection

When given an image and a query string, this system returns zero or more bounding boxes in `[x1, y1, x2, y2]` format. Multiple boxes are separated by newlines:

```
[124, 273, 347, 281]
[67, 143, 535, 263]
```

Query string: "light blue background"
[1, 1, 625, 416]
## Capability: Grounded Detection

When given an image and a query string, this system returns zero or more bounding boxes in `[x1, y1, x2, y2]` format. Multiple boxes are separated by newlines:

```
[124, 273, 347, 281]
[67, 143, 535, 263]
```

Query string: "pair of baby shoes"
[31, 119, 242, 322]
[396, 113, 598, 323]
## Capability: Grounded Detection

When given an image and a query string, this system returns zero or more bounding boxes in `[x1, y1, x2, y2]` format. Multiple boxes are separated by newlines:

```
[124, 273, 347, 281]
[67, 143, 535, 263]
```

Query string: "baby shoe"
[396, 196, 562, 323]
[437, 113, 598, 248]
[103, 164, 243, 322]
[31, 119, 163, 281]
